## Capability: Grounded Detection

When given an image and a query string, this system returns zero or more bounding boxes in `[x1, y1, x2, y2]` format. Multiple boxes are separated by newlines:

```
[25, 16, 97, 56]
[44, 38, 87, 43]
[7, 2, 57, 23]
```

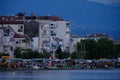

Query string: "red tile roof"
[112, 40, 120, 44]
[0, 15, 64, 21]
[13, 34, 25, 38]
[38, 16, 64, 21]
[88, 33, 110, 37]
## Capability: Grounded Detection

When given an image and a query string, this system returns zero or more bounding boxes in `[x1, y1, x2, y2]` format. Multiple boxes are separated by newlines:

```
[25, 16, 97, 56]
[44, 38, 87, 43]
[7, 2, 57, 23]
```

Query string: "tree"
[55, 45, 70, 59]
[71, 52, 79, 59]
[41, 53, 51, 58]
[79, 39, 100, 59]
[98, 38, 114, 59]
[114, 44, 120, 58]
[56, 52, 70, 59]
[14, 47, 22, 58]
[21, 49, 41, 59]
[0, 53, 9, 58]
[76, 38, 116, 59]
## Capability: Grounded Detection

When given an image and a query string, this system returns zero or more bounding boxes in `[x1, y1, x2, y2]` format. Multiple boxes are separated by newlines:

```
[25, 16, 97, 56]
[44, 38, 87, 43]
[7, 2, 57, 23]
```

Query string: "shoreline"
[0, 68, 120, 71]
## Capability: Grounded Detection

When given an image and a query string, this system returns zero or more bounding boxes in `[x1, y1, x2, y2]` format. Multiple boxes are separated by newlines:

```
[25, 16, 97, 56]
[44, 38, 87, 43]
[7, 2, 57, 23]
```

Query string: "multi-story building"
[38, 20, 70, 53]
[0, 17, 31, 56]
[0, 24, 17, 56]
[0, 13, 71, 56]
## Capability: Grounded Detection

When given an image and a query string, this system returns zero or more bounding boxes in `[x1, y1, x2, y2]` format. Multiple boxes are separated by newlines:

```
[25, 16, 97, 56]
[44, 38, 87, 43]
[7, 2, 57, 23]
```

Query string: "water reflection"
[0, 69, 120, 80]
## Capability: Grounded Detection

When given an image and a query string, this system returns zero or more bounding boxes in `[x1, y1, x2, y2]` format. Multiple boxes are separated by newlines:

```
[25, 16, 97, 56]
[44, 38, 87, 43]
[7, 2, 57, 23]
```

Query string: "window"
[50, 27, 54, 29]
[16, 40, 21, 44]
[51, 31, 56, 36]
[66, 23, 70, 28]
[22, 40, 25, 43]
[16, 41, 19, 44]
[66, 23, 70, 25]
[18, 26, 23, 32]
[51, 31, 54, 34]
[10, 47, 13, 51]
[51, 24, 53, 26]
[4, 26, 10, 36]
[50, 23, 55, 29]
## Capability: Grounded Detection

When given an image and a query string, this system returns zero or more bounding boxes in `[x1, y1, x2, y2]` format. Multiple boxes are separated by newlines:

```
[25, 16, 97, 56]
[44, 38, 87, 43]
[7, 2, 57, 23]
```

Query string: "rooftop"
[0, 21, 24, 24]
[87, 33, 110, 37]
[13, 34, 26, 38]
[0, 15, 64, 22]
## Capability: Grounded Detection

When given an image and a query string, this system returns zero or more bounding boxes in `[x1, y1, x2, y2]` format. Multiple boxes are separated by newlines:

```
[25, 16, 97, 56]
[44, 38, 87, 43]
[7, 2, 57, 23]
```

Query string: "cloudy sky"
[0, 0, 120, 39]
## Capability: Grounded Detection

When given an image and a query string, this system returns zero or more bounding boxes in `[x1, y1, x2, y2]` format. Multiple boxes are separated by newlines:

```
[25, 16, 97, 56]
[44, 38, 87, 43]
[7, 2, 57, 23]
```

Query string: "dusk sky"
[0, 0, 120, 39]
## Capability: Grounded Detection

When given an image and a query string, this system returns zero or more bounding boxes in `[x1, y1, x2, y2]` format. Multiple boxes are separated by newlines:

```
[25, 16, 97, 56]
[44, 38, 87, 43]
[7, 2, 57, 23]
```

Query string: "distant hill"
[66, 1, 120, 40]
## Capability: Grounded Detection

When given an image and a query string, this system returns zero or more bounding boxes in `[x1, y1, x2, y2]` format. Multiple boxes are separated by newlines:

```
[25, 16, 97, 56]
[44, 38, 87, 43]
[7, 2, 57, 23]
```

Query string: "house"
[87, 33, 112, 41]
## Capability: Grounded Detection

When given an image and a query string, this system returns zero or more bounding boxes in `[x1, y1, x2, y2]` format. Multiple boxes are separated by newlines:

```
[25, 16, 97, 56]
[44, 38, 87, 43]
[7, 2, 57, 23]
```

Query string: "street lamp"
[51, 41, 56, 59]
[81, 41, 86, 55]
[77, 40, 86, 59]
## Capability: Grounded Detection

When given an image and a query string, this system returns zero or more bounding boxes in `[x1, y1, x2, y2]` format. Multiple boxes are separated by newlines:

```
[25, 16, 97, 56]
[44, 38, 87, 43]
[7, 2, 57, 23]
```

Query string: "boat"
[32, 65, 39, 69]
[44, 65, 58, 70]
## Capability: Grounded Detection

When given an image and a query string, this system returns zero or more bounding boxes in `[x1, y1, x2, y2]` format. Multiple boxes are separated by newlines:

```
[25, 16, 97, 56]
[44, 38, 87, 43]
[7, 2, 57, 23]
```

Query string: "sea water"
[0, 69, 120, 80]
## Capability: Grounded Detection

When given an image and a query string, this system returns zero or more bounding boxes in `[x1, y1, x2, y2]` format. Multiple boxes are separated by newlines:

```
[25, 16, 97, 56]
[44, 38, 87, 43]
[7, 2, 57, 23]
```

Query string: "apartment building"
[0, 13, 71, 55]
[38, 20, 70, 53]
[0, 17, 31, 56]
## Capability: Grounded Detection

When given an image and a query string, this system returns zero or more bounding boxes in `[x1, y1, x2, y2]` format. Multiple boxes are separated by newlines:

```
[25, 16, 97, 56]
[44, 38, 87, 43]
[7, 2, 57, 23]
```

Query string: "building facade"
[38, 20, 70, 53]
[0, 21, 31, 56]
[0, 14, 71, 56]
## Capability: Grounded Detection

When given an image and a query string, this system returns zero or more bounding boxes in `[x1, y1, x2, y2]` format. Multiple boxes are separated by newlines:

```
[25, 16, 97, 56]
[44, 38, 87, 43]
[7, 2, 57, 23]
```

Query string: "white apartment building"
[0, 14, 71, 55]
[38, 20, 70, 53]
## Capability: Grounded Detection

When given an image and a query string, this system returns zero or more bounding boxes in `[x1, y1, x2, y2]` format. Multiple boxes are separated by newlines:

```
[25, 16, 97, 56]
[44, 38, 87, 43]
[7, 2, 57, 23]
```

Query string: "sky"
[0, 0, 120, 39]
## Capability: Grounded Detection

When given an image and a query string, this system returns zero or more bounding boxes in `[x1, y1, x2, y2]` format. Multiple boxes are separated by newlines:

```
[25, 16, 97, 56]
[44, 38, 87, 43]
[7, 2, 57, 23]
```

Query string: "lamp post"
[51, 41, 55, 59]
[77, 40, 86, 59]
[81, 41, 85, 55]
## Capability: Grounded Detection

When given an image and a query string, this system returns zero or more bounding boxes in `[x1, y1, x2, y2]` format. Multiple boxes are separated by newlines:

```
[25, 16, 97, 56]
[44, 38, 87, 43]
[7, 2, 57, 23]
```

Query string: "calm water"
[0, 69, 120, 80]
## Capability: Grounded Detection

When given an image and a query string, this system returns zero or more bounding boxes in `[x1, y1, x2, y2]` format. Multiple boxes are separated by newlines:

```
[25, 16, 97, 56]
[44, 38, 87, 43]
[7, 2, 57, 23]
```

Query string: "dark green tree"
[14, 47, 22, 58]
[0, 53, 9, 58]
[114, 44, 120, 58]
[71, 52, 79, 59]
[21, 49, 40, 59]
[98, 38, 114, 58]
[41, 53, 51, 58]
[56, 52, 70, 59]
[78, 39, 100, 59]
[55, 46, 70, 59]
[76, 38, 116, 59]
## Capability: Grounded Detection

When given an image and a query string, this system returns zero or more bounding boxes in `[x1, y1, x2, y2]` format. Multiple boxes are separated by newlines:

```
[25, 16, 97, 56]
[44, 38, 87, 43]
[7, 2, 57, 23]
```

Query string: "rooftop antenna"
[31, 12, 35, 16]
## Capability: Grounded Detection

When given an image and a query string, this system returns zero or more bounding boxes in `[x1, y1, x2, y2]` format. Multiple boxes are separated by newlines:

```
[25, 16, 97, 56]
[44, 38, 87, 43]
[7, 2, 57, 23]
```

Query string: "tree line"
[76, 38, 120, 59]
